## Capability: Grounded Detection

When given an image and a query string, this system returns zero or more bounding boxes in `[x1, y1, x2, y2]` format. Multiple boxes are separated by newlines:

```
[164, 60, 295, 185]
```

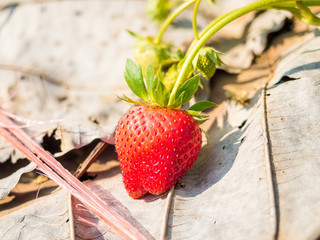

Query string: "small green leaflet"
[175, 75, 200, 106]
[123, 59, 207, 109]
[206, 48, 224, 66]
[192, 47, 224, 70]
[117, 95, 144, 105]
[188, 100, 217, 112]
[126, 29, 142, 39]
[154, 69, 170, 107]
[176, 49, 184, 59]
[187, 100, 217, 125]
[186, 110, 209, 119]
[201, 128, 210, 145]
[145, 62, 157, 103]
[197, 119, 209, 125]
[124, 59, 149, 102]
[154, 80, 170, 107]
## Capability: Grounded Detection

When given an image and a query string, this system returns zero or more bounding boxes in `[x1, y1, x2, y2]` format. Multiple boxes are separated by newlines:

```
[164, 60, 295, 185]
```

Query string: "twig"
[0, 111, 147, 240]
[74, 141, 108, 179]
[160, 186, 175, 240]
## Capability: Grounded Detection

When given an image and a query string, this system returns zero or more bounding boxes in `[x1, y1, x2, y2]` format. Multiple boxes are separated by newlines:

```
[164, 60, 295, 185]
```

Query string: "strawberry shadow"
[176, 88, 262, 198]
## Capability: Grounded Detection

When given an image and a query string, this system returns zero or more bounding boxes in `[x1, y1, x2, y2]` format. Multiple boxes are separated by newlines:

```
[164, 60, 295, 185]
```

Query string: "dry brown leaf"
[0, 162, 36, 199]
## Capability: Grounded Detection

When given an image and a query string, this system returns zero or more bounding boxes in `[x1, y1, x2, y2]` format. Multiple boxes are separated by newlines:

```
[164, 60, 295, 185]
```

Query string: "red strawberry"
[116, 59, 215, 199]
[115, 105, 202, 199]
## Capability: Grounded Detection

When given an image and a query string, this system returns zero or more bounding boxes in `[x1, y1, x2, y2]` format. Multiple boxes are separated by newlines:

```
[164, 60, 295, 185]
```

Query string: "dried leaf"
[0, 162, 36, 199]
[0, 189, 70, 240]
[265, 35, 320, 240]
[246, 9, 292, 55]
[212, 10, 291, 73]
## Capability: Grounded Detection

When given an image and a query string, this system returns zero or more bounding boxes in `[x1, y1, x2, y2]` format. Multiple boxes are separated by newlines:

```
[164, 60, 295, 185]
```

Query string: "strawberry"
[128, 31, 181, 77]
[192, 47, 224, 78]
[115, 105, 202, 198]
[116, 59, 215, 198]
[146, 0, 171, 24]
[134, 46, 160, 77]
[162, 63, 179, 92]
[196, 54, 216, 78]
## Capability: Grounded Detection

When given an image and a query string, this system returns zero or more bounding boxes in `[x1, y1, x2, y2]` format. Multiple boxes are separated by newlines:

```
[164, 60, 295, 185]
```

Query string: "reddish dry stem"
[74, 141, 108, 179]
[0, 112, 147, 240]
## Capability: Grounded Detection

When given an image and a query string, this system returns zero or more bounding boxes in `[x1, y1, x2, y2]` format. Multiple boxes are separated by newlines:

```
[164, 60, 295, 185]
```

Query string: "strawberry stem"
[192, 0, 201, 41]
[186, 9, 237, 56]
[295, 1, 320, 25]
[155, 0, 197, 44]
[168, 0, 320, 106]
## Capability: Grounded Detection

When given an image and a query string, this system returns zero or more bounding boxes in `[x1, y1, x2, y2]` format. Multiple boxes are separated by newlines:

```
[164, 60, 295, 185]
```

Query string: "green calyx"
[123, 59, 198, 108]
[125, 30, 218, 116]
[146, 0, 183, 24]
[192, 47, 224, 78]
[128, 30, 181, 76]
[121, 59, 216, 123]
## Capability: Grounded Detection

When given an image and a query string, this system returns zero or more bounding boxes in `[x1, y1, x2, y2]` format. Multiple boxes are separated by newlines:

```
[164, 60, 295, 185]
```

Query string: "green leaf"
[154, 80, 170, 107]
[177, 49, 185, 59]
[172, 91, 184, 108]
[148, 68, 169, 107]
[126, 30, 142, 39]
[117, 95, 144, 105]
[175, 75, 200, 106]
[187, 110, 209, 119]
[145, 62, 158, 102]
[196, 119, 209, 125]
[207, 48, 224, 66]
[188, 100, 217, 112]
[201, 128, 210, 145]
[124, 59, 149, 102]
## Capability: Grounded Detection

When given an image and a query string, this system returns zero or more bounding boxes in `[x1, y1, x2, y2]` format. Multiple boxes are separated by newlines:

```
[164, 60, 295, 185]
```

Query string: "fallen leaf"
[0, 162, 36, 199]
[0, 188, 70, 240]
[265, 35, 320, 240]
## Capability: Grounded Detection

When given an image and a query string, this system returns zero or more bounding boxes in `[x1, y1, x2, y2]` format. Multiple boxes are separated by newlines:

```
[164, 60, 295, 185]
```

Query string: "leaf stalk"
[168, 0, 320, 105]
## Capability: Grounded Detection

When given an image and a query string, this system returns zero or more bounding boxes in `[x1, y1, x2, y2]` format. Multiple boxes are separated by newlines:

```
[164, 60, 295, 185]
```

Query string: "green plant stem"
[168, 0, 320, 105]
[265, 0, 320, 21]
[296, 1, 320, 25]
[186, 0, 320, 55]
[168, 0, 185, 9]
[156, 0, 197, 44]
[193, 0, 202, 40]
[267, 1, 320, 25]
[188, 0, 320, 55]
[186, 8, 237, 56]
[268, 0, 320, 7]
